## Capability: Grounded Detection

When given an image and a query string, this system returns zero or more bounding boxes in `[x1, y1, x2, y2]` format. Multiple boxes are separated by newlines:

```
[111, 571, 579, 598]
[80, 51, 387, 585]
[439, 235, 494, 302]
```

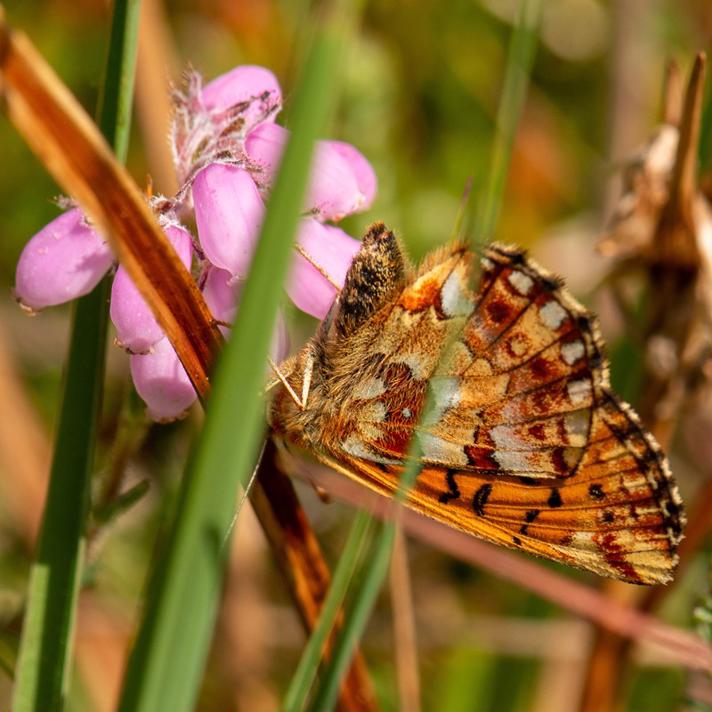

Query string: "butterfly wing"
[338, 244, 624, 478]
[316, 387, 682, 584]
[317, 242, 684, 584]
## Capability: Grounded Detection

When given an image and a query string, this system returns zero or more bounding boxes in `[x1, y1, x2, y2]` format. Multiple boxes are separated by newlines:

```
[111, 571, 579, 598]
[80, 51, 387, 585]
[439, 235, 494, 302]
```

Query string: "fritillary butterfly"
[270, 223, 685, 584]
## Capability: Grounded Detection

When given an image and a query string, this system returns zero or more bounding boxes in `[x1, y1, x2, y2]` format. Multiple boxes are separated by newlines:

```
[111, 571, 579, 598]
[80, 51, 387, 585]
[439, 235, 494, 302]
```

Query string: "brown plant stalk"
[0, 9, 375, 711]
[278, 448, 712, 673]
[579, 53, 712, 712]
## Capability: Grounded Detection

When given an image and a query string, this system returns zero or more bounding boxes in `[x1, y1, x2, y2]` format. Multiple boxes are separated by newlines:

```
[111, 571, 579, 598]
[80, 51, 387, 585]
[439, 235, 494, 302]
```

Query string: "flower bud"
[245, 123, 368, 221]
[193, 164, 264, 277]
[130, 337, 197, 421]
[110, 225, 193, 353]
[202, 266, 289, 360]
[326, 140, 377, 210]
[287, 219, 360, 318]
[15, 208, 113, 311]
[202, 65, 282, 128]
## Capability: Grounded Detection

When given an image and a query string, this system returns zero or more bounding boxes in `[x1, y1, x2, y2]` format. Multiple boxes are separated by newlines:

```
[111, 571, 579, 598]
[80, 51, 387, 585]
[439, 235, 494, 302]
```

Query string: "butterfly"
[270, 223, 686, 585]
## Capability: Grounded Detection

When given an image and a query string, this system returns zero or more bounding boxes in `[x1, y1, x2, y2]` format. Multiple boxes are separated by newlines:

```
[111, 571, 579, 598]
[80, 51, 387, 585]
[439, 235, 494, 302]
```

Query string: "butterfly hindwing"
[317, 387, 682, 584]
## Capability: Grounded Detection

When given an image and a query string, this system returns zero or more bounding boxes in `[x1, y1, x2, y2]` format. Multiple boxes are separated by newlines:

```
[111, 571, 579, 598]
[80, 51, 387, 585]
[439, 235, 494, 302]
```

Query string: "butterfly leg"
[267, 350, 314, 411]
[300, 349, 314, 410]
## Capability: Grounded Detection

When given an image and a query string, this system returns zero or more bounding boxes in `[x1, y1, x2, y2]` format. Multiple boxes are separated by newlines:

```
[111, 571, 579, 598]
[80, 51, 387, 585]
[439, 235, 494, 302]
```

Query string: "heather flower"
[287, 219, 361, 318]
[14, 208, 113, 311]
[244, 123, 369, 220]
[130, 337, 198, 422]
[14, 63, 377, 420]
[192, 164, 264, 277]
[202, 266, 289, 357]
[110, 224, 193, 353]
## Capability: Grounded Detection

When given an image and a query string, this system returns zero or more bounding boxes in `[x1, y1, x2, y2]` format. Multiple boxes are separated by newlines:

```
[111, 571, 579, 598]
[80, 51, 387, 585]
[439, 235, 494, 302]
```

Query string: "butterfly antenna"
[294, 243, 342, 290]
[449, 175, 475, 245]
[222, 442, 265, 549]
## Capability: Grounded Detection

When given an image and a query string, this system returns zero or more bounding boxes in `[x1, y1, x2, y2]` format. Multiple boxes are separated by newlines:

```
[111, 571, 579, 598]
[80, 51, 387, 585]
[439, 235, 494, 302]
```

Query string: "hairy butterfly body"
[270, 223, 685, 584]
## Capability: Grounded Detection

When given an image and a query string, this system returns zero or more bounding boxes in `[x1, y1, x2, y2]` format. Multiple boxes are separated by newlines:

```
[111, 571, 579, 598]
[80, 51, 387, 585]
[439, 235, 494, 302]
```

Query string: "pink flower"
[245, 123, 373, 220]
[202, 266, 289, 360]
[130, 337, 198, 421]
[201, 65, 281, 130]
[110, 225, 193, 353]
[14, 208, 113, 311]
[15, 63, 377, 421]
[192, 164, 264, 277]
[287, 220, 361, 318]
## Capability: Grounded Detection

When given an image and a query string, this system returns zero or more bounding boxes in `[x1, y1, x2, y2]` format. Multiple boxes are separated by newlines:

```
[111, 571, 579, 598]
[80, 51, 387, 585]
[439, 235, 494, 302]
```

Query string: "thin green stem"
[11, 2, 141, 711]
[281, 512, 375, 712]
[117, 8, 358, 712]
[472, 0, 541, 244]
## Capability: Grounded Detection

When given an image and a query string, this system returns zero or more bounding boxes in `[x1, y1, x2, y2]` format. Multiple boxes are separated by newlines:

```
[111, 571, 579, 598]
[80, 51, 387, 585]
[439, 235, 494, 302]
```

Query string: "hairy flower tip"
[110, 225, 193, 353]
[130, 337, 197, 421]
[202, 65, 282, 129]
[288, 219, 360, 318]
[14, 208, 113, 311]
[193, 164, 264, 277]
[245, 123, 369, 221]
[202, 266, 290, 361]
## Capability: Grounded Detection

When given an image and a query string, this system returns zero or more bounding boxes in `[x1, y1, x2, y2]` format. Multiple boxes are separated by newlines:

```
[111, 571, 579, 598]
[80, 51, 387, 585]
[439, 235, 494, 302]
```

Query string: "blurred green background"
[1, 1, 711, 711]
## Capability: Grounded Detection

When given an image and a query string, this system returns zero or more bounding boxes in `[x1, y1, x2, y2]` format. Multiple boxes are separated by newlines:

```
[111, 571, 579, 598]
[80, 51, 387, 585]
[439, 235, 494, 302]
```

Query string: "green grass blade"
[307, 441, 423, 712]
[281, 511, 375, 712]
[309, 523, 395, 712]
[11, 3, 141, 711]
[117, 10, 356, 712]
[96, 0, 142, 163]
[472, 0, 541, 243]
[11, 284, 109, 712]
[307, 4, 541, 710]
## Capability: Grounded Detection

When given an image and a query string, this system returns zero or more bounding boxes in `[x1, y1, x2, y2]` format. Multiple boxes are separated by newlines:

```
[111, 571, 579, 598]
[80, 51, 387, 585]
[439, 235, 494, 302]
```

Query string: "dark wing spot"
[530, 357, 551, 379]
[602, 510, 615, 524]
[487, 299, 512, 324]
[548, 488, 563, 508]
[512, 536, 522, 546]
[438, 469, 461, 504]
[541, 274, 561, 291]
[551, 448, 569, 475]
[528, 423, 546, 441]
[520, 509, 540, 536]
[465, 446, 499, 470]
[588, 483, 605, 500]
[473, 483, 493, 516]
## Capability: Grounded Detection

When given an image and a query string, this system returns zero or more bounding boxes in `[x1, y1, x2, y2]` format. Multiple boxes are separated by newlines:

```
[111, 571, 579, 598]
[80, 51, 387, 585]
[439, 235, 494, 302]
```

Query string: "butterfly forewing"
[270, 226, 685, 584]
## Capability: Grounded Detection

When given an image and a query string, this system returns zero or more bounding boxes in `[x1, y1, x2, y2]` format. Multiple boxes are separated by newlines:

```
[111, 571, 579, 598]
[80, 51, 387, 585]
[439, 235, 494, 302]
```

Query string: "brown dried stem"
[0, 12, 374, 710]
[580, 54, 710, 712]
[662, 59, 682, 126]
[389, 525, 421, 712]
[279, 449, 712, 673]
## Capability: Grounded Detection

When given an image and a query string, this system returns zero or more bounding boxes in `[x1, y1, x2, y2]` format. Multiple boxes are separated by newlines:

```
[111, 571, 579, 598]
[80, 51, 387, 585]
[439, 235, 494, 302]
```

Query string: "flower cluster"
[14, 65, 376, 420]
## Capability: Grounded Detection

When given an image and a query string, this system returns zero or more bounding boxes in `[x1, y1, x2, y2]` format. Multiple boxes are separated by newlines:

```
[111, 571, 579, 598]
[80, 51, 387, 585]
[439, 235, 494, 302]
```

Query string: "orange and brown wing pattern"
[320, 242, 684, 584]
[339, 243, 604, 478]
[322, 387, 682, 584]
[272, 228, 685, 584]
